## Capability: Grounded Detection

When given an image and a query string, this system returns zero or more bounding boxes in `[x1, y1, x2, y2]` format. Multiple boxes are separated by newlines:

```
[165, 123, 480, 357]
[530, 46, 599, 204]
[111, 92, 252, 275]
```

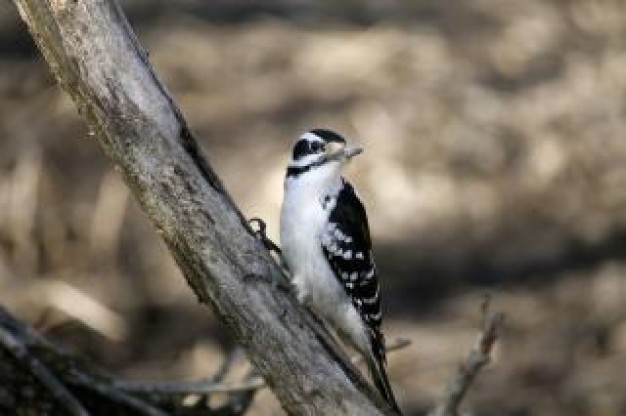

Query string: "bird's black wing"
[321, 179, 401, 414]
[321, 180, 382, 334]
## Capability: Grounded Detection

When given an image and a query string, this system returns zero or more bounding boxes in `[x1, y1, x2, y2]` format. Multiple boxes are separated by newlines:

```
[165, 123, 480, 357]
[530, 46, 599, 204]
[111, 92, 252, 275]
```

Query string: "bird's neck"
[284, 167, 344, 203]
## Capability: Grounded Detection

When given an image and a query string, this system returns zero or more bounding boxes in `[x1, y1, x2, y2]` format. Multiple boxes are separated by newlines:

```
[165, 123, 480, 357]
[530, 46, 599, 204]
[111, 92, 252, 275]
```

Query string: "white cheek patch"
[370, 310, 382, 321]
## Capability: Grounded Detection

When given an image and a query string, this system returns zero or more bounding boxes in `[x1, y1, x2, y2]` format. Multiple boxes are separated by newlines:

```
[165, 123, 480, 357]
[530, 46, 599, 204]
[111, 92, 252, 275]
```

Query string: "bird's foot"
[248, 217, 282, 256]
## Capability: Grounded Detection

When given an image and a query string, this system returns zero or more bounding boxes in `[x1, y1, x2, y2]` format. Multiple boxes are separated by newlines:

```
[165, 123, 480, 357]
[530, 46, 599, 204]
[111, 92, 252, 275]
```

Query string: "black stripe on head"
[310, 128, 346, 144]
[292, 131, 332, 161]
[292, 139, 311, 160]
[292, 138, 326, 160]
[286, 165, 310, 177]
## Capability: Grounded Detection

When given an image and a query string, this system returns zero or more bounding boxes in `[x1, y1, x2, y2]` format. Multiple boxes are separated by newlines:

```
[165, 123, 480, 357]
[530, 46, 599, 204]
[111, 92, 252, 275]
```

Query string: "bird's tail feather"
[366, 342, 402, 415]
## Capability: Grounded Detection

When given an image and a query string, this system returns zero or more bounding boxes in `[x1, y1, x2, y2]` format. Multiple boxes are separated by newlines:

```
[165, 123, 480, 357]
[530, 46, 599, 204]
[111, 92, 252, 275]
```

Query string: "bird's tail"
[366, 333, 402, 415]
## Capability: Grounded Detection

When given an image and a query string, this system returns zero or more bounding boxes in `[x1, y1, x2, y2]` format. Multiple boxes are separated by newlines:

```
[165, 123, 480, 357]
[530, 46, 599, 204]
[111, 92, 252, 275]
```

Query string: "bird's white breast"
[280, 167, 346, 317]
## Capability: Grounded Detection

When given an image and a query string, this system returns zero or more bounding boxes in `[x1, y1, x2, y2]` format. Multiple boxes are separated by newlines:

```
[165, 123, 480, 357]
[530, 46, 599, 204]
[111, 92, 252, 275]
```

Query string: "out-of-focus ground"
[2, 1, 626, 414]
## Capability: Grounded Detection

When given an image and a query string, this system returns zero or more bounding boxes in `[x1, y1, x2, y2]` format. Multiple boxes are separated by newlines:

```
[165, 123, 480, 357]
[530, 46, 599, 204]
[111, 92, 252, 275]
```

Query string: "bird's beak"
[326, 145, 363, 163]
[344, 147, 363, 160]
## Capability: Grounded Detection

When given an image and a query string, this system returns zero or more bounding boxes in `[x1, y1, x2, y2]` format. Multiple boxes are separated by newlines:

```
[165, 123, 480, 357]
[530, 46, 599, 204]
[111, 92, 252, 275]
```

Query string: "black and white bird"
[280, 129, 401, 413]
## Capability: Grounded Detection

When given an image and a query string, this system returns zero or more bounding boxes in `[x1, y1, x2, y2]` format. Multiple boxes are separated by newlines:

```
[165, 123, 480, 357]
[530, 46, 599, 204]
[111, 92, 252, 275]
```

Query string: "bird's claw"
[249, 217, 282, 255]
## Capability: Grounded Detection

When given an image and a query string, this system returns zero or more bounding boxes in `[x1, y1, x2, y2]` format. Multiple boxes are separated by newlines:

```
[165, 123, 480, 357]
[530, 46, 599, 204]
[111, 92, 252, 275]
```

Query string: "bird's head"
[287, 129, 362, 178]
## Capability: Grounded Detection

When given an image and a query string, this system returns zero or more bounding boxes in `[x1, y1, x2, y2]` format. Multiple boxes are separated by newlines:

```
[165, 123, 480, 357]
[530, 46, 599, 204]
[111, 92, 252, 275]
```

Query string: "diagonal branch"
[10, 0, 391, 414]
[429, 297, 504, 416]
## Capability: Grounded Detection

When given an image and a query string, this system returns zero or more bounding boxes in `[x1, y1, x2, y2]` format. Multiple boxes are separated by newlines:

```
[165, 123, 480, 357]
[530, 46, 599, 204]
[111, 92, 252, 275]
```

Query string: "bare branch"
[351, 338, 412, 366]
[429, 299, 504, 416]
[69, 371, 168, 416]
[10, 0, 391, 414]
[114, 375, 266, 396]
[113, 338, 412, 395]
[0, 305, 258, 415]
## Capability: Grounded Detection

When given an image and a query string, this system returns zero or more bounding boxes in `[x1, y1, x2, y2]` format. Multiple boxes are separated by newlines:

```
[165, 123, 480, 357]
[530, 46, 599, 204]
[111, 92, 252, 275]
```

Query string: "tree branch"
[112, 339, 412, 396]
[10, 0, 391, 414]
[0, 305, 255, 415]
[429, 298, 504, 416]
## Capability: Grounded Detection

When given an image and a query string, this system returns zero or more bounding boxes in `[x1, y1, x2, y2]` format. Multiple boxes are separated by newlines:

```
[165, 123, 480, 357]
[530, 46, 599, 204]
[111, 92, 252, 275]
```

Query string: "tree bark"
[9, 1, 389, 415]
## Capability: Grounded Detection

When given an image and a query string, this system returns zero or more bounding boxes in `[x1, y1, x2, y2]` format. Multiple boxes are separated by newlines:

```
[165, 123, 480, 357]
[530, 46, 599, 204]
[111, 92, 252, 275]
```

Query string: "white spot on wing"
[363, 286, 380, 304]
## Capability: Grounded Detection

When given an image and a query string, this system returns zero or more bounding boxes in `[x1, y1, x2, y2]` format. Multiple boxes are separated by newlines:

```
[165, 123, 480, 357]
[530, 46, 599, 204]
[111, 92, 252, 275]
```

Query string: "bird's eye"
[310, 142, 325, 153]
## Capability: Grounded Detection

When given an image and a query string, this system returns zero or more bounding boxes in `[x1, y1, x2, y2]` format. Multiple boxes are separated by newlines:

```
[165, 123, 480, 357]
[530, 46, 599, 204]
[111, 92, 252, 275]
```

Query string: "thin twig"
[351, 338, 412, 365]
[112, 338, 412, 397]
[114, 375, 267, 395]
[218, 368, 261, 415]
[69, 370, 168, 416]
[0, 326, 89, 416]
[429, 298, 505, 416]
[110, 347, 265, 395]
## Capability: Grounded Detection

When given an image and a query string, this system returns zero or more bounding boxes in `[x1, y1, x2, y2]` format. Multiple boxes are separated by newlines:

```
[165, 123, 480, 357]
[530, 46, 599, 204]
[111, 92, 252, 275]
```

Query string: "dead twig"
[351, 338, 412, 366]
[113, 375, 266, 396]
[429, 296, 504, 416]
[217, 369, 261, 416]
[70, 370, 168, 416]
[110, 348, 264, 396]
[111, 338, 412, 397]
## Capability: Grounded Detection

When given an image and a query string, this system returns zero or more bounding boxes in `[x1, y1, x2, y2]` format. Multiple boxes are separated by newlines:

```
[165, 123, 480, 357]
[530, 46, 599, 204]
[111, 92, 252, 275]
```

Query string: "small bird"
[280, 129, 401, 413]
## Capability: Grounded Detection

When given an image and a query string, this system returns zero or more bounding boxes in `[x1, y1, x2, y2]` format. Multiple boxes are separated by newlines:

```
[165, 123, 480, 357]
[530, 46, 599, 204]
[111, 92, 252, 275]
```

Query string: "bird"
[280, 128, 401, 414]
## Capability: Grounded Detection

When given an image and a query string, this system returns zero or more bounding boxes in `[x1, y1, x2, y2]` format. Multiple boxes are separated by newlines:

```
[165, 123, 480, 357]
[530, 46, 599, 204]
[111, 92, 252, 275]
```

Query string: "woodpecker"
[280, 129, 401, 414]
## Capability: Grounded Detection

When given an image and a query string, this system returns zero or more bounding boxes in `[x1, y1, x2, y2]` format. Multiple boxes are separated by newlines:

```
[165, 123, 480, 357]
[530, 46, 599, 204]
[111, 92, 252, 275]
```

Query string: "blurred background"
[2, 0, 626, 414]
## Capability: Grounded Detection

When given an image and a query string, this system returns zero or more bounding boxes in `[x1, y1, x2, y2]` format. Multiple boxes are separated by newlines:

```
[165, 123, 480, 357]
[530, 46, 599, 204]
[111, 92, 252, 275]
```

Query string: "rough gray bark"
[10, 0, 390, 415]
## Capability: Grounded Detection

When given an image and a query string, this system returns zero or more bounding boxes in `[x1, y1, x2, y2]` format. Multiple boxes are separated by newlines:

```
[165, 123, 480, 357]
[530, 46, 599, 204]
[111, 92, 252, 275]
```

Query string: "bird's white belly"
[280, 173, 370, 355]
[280, 194, 346, 320]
